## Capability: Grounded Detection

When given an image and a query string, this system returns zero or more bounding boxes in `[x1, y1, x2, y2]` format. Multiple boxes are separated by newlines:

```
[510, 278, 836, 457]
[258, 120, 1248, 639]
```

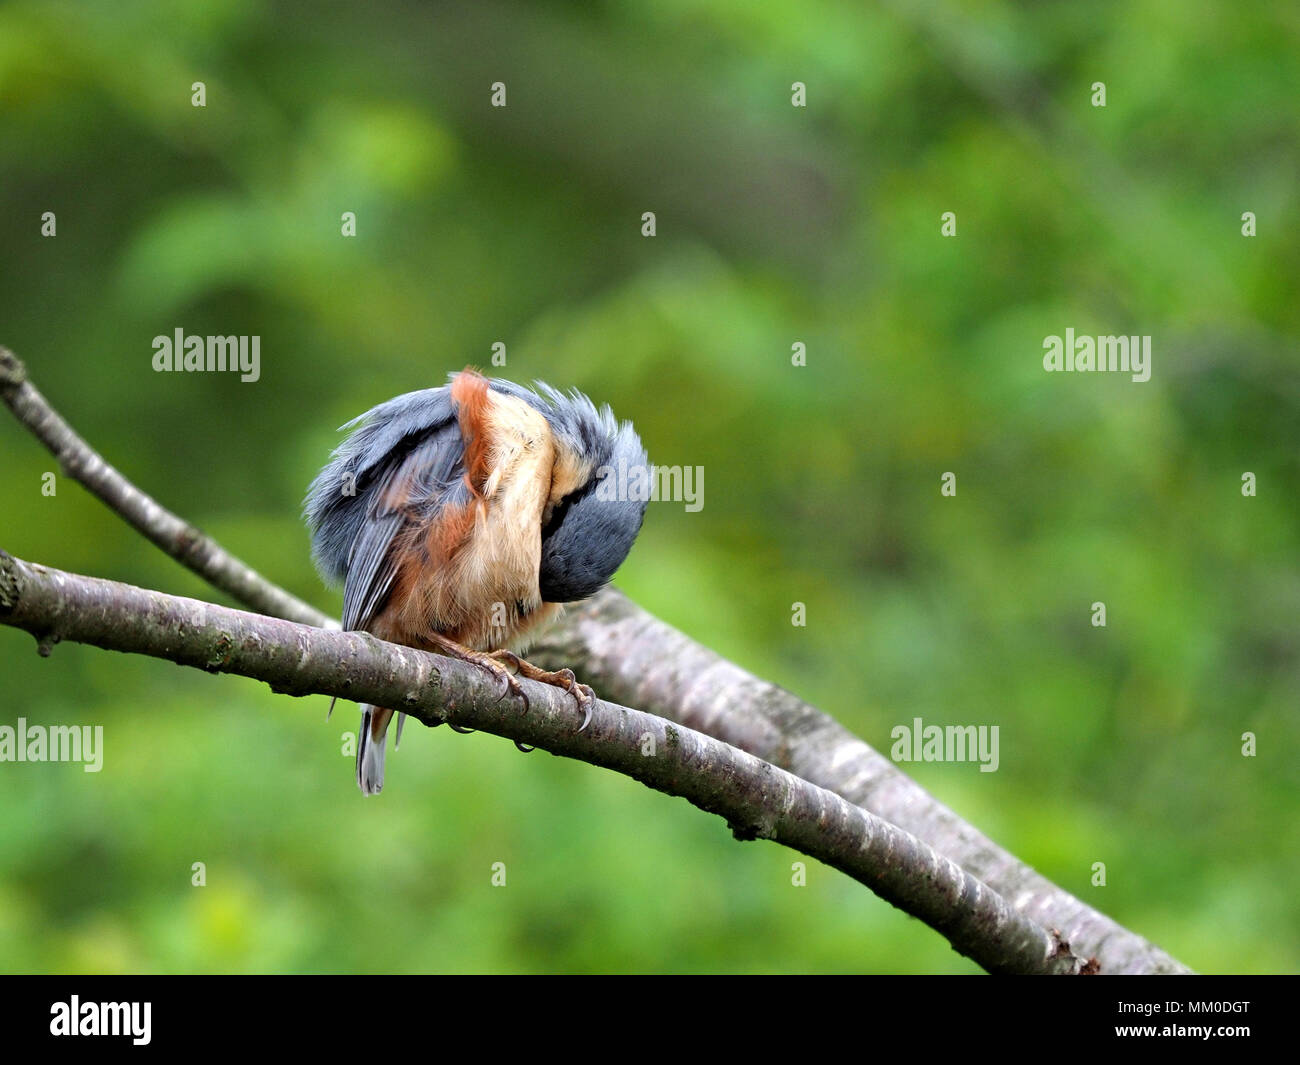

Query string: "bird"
[305, 368, 648, 795]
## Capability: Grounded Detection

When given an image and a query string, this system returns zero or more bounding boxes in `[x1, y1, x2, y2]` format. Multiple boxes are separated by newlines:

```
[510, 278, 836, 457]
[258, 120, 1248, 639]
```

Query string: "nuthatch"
[305, 369, 648, 794]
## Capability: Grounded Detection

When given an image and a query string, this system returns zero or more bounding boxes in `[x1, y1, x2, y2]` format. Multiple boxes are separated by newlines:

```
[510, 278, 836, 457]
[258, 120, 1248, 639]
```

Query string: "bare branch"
[530, 591, 1192, 975]
[0, 347, 331, 628]
[0, 550, 1091, 975]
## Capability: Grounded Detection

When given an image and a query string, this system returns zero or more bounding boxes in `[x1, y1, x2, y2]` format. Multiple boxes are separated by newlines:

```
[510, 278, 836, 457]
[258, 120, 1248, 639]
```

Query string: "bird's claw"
[481, 653, 534, 750]
[502, 672, 529, 713]
[461, 648, 529, 711]
[551, 669, 596, 731]
[487, 653, 596, 731]
[574, 683, 596, 732]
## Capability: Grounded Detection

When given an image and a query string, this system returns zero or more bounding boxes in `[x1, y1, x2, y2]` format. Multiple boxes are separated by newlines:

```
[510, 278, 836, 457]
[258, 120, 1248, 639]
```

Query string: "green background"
[1, 0, 1296, 973]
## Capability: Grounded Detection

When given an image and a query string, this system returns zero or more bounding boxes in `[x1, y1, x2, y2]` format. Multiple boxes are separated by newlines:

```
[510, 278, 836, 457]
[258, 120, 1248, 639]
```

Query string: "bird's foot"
[487, 651, 597, 732]
[417, 633, 528, 713]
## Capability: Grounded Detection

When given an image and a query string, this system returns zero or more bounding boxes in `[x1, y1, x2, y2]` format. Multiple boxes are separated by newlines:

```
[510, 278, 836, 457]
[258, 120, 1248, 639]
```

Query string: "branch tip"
[0, 549, 21, 611]
[0, 347, 26, 388]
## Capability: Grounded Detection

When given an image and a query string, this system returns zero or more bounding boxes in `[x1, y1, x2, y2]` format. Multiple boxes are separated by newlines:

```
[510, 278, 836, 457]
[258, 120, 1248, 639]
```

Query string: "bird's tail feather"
[356, 704, 394, 795]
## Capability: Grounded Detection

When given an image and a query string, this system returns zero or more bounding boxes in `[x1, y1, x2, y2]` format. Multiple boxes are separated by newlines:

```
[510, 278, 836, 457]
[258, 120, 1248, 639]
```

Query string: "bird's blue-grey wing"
[305, 386, 471, 632]
[340, 490, 406, 633]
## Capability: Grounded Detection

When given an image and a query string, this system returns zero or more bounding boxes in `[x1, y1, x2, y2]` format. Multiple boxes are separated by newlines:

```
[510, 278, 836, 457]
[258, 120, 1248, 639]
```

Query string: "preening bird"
[305, 369, 648, 794]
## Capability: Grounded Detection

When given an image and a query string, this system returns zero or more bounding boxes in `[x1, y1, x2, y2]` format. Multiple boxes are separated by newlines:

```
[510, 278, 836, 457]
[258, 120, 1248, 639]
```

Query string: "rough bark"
[529, 591, 1191, 974]
[0, 550, 1090, 975]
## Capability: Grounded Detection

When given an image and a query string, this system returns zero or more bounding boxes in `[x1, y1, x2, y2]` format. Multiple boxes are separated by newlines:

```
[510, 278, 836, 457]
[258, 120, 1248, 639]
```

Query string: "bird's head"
[491, 379, 648, 603]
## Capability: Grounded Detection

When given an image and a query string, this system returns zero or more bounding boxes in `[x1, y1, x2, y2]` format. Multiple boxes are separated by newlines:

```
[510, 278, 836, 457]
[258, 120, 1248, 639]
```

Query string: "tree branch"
[0, 550, 1090, 975]
[530, 591, 1194, 975]
[0, 348, 330, 628]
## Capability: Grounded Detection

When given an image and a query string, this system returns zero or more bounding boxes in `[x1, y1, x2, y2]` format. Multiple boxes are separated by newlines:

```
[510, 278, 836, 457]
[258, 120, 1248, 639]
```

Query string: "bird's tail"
[356, 704, 395, 795]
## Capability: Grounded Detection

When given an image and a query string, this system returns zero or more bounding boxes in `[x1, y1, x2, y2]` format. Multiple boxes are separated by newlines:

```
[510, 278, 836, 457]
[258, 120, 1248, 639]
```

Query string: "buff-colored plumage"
[372, 373, 590, 652]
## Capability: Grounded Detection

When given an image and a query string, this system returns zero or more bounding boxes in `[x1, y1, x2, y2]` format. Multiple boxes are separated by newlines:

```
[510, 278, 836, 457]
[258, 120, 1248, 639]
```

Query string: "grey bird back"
[304, 386, 468, 591]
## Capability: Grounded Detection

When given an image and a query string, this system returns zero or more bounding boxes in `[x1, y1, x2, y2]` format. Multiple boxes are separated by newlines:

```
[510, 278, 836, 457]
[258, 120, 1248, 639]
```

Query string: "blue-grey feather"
[305, 387, 468, 630]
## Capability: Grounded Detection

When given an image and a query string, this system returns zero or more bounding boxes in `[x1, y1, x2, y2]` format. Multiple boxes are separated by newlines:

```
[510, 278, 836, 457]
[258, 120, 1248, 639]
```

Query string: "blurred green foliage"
[0, 0, 1296, 973]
